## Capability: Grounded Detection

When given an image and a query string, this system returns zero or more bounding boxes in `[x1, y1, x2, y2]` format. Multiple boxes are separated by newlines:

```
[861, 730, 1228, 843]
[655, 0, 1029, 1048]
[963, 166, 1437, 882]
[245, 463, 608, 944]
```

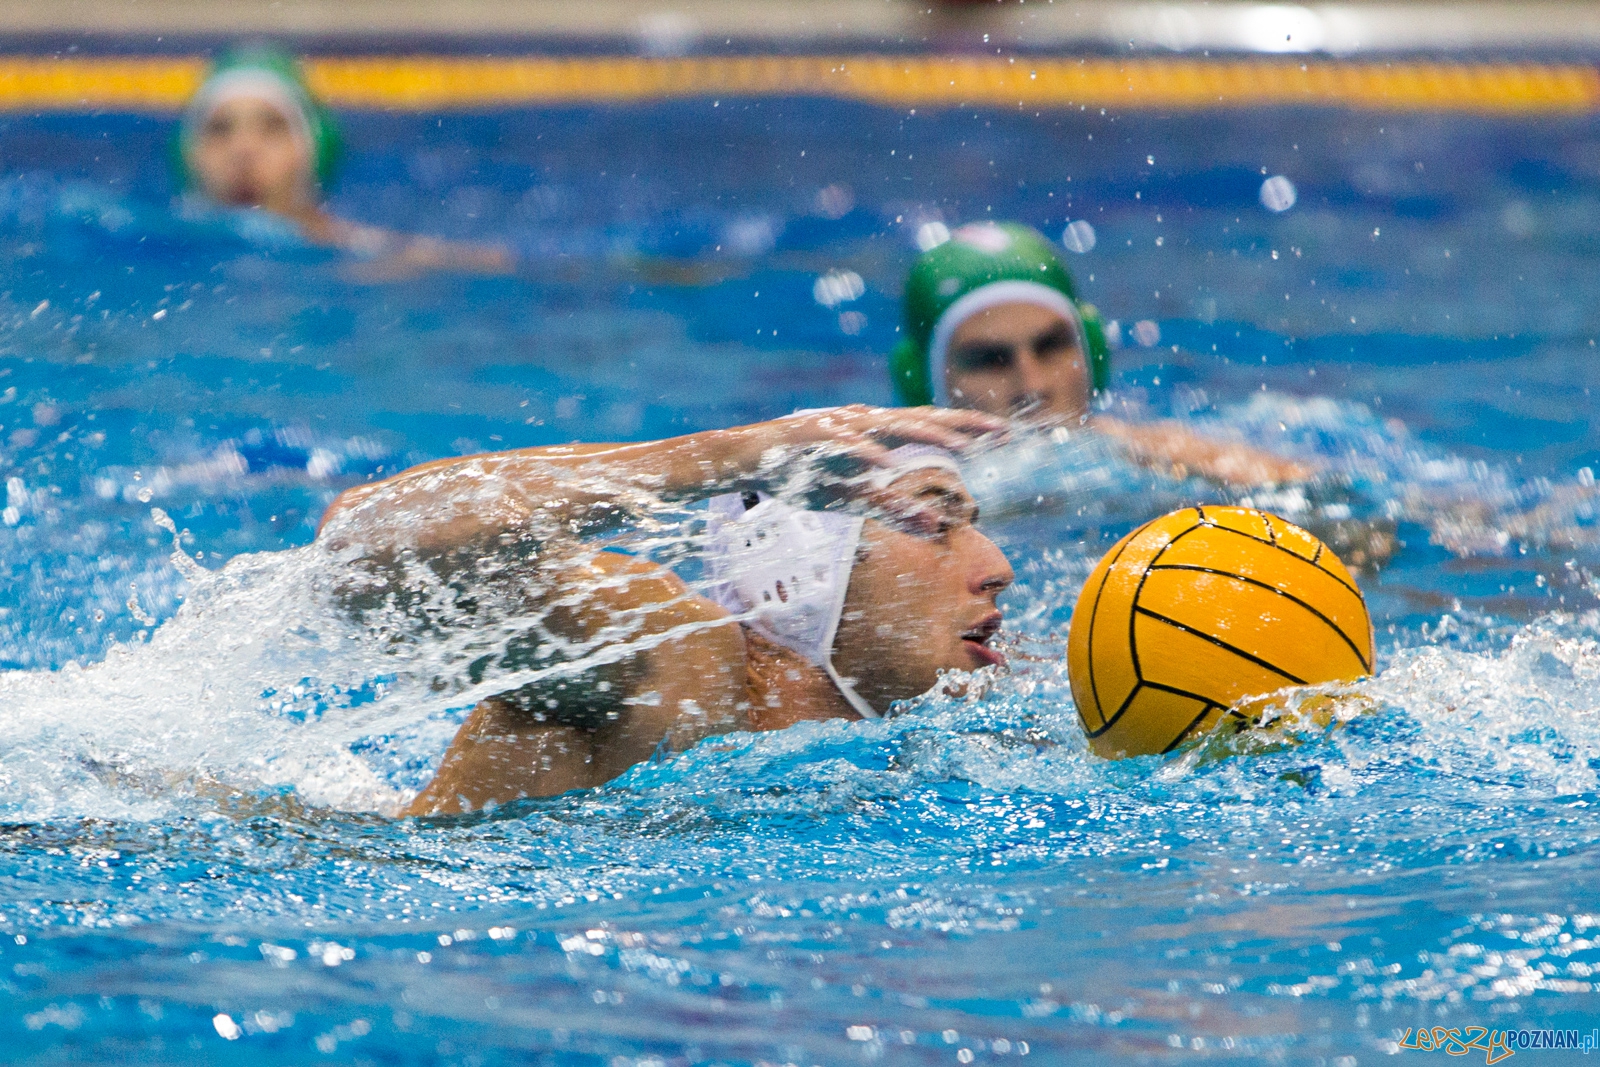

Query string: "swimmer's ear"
[889, 337, 933, 407]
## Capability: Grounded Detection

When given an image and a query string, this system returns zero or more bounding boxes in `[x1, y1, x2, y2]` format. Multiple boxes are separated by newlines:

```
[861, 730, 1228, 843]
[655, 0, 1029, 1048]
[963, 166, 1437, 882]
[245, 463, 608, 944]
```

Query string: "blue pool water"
[1, 93, 1599, 1064]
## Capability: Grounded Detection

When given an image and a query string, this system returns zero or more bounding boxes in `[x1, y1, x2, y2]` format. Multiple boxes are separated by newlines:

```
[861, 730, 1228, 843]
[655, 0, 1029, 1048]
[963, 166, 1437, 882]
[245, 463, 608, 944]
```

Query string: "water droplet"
[915, 221, 951, 252]
[812, 269, 865, 308]
[812, 183, 854, 219]
[1260, 175, 1297, 213]
[1061, 220, 1096, 253]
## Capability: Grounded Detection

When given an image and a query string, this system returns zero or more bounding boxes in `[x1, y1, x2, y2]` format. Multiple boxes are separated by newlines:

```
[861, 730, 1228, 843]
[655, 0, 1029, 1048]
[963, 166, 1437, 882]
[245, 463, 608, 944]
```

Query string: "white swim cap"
[186, 68, 315, 160]
[703, 444, 961, 719]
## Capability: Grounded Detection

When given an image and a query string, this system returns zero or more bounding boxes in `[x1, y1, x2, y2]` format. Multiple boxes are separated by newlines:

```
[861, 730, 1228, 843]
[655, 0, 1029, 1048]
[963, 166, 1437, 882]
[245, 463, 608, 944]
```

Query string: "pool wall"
[2, 0, 1600, 53]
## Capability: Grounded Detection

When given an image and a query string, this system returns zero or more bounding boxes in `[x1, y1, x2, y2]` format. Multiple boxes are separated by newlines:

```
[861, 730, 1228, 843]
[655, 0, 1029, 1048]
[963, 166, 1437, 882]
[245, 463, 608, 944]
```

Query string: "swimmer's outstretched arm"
[293, 212, 515, 279]
[318, 405, 1004, 556]
[1090, 415, 1318, 486]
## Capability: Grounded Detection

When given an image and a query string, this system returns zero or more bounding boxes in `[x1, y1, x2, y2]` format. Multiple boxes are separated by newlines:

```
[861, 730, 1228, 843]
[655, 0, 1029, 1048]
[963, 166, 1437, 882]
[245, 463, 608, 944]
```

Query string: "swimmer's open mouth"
[961, 616, 1006, 668]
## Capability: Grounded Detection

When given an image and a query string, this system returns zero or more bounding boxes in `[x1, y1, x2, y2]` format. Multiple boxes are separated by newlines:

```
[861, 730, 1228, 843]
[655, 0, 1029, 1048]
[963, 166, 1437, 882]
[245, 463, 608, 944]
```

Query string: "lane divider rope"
[0, 55, 1593, 113]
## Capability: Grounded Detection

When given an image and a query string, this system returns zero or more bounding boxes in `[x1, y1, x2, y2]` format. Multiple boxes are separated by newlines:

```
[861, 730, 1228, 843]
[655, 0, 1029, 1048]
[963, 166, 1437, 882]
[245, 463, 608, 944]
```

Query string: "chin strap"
[822, 659, 881, 720]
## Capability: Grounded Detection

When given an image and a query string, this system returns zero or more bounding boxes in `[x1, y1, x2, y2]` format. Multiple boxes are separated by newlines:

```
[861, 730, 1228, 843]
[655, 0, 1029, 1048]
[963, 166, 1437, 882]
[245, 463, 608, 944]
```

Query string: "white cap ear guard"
[700, 440, 967, 721]
[703, 491, 877, 718]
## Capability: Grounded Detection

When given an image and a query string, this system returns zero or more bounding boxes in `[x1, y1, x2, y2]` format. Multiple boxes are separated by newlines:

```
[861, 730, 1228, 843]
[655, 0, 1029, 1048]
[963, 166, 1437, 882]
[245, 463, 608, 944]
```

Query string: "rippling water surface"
[1, 96, 1598, 1064]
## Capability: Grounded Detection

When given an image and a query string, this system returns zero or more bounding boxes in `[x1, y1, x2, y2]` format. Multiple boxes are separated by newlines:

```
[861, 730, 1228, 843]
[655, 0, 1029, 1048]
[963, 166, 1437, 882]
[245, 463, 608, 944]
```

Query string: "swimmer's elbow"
[316, 452, 589, 556]
[318, 484, 371, 536]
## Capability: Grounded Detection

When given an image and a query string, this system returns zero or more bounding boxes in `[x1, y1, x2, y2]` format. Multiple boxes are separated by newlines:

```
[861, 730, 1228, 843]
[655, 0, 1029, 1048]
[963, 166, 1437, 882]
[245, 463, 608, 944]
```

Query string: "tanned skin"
[316, 407, 1012, 816]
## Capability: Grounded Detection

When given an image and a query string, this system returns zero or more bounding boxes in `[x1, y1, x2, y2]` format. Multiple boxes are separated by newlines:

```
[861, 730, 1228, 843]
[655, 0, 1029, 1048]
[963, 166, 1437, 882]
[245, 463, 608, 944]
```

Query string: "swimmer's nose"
[1015, 349, 1055, 400]
[968, 531, 1014, 600]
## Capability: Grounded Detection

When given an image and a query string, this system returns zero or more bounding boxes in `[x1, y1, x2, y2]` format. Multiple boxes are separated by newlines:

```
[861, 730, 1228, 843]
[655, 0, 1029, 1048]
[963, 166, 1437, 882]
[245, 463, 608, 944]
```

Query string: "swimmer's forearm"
[468, 431, 763, 495]
[1091, 415, 1318, 486]
[321, 425, 758, 524]
[497, 426, 797, 499]
[510, 405, 1005, 500]
[319, 407, 1003, 549]
[317, 427, 777, 552]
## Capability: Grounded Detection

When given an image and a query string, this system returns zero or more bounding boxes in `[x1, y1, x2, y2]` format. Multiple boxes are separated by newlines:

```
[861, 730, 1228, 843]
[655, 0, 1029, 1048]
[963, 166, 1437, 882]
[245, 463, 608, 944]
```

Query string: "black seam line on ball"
[1145, 563, 1372, 673]
[1087, 678, 1210, 739]
[1085, 515, 1156, 728]
[1105, 511, 1207, 737]
[1207, 524, 1363, 598]
[1085, 680, 1138, 737]
[1127, 511, 1207, 689]
[1132, 606, 1309, 687]
[1162, 701, 1224, 754]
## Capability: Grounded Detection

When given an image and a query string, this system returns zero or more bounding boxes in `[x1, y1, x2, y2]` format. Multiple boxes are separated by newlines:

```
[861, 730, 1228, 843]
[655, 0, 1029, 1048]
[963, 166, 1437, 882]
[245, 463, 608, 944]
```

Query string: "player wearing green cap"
[892, 221, 1313, 486]
[177, 45, 508, 274]
[891, 221, 1112, 414]
[178, 46, 342, 232]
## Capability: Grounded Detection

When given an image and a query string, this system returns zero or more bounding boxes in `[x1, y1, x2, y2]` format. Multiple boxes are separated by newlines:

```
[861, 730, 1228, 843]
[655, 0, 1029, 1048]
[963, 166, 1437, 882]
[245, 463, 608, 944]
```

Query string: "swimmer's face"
[832, 467, 1014, 712]
[188, 97, 314, 215]
[944, 301, 1090, 422]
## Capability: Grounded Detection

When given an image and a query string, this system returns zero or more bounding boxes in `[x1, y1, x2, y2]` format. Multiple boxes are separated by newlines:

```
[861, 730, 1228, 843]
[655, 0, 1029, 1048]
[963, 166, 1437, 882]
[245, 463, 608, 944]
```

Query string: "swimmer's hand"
[1092, 416, 1319, 486]
[296, 211, 515, 280]
[734, 404, 1007, 473]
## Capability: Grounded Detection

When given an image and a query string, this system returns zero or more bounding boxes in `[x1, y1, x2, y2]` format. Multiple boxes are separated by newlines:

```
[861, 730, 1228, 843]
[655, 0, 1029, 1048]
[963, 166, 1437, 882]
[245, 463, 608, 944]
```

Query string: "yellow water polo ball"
[1066, 505, 1374, 759]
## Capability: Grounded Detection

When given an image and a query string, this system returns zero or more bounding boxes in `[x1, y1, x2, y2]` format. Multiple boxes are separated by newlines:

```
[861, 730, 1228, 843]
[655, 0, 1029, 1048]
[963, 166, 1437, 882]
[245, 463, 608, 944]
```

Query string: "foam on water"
[4, 387, 1599, 829]
[2, 582, 1596, 1061]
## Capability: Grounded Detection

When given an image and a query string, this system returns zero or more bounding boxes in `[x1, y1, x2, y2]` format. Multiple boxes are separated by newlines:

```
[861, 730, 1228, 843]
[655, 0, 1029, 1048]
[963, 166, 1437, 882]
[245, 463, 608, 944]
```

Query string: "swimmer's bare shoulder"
[406, 551, 747, 815]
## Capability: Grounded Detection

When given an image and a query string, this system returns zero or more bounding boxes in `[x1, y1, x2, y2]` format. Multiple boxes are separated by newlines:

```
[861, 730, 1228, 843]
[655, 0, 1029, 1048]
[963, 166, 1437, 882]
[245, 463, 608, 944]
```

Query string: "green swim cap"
[890, 222, 1112, 407]
[174, 45, 342, 191]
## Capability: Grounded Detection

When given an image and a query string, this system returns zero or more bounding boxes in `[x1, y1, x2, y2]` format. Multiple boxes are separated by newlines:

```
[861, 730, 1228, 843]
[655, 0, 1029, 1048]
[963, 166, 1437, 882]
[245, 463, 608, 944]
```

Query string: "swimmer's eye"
[890, 486, 978, 540]
[1031, 323, 1082, 363]
[949, 343, 1016, 372]
[201, 114, 236, 139]
[892, 510, 952, 539]
[259, 110, 291, 137]
[951, 326, 1079, 372]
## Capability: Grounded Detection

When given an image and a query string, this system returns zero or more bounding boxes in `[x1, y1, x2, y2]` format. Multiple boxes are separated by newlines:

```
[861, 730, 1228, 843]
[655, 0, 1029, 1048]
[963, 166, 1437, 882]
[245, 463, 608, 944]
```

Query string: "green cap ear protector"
[891, 222, 1111, 407]
[173, 45, 343, 194]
